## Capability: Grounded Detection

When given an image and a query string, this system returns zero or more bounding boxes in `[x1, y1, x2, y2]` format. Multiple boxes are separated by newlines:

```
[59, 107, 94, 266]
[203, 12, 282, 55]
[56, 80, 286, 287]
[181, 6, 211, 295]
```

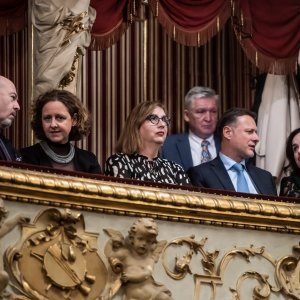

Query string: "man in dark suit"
[188, 108, 277, 196]
[162, 86, 220, 171]
[0, 76, 20, 161]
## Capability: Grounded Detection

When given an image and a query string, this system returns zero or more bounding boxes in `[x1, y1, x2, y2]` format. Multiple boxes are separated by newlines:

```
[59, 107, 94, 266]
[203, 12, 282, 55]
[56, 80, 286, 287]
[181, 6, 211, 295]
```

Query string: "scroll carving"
[162, 236, 300, 300]
[104, 218, 173, 300]
[276, 243, 300, 299]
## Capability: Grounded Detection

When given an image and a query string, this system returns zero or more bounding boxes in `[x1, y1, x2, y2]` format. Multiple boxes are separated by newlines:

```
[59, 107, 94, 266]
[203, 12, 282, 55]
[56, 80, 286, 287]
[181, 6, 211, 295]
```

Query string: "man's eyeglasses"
[145, 114, 171, 126]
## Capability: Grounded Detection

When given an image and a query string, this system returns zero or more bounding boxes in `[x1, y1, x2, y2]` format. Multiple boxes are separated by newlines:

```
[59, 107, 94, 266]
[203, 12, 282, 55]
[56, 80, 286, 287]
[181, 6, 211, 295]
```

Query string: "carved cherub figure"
[104, 218, 173, 300]
[0, 199, 29, 295]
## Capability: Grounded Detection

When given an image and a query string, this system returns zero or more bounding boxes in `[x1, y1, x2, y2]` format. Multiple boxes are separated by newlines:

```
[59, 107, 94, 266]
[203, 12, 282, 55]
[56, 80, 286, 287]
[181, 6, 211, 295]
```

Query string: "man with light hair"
[0, 76, 20, 161]
[162, 86, 220, 171]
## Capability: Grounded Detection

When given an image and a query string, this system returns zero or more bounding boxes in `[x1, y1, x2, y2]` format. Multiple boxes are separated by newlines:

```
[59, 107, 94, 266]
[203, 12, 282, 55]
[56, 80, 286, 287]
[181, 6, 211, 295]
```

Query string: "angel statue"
[0, 199, 29, 296]
[104, 218, 173, 300]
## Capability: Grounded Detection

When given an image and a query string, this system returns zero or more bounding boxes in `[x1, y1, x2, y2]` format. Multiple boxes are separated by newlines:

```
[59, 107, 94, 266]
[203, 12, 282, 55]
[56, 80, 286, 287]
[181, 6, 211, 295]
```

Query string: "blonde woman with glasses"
[105, 101, 190, 185]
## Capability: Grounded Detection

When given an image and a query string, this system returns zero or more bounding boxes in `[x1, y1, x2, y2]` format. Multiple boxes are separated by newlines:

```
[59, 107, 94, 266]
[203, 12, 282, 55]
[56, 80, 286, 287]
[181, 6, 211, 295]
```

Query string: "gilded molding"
[0, 165, 299, 234]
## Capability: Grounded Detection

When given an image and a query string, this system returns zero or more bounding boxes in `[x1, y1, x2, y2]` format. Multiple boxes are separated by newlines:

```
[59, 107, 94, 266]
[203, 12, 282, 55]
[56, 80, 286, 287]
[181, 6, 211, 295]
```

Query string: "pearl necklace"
[39, 140, 75, 164]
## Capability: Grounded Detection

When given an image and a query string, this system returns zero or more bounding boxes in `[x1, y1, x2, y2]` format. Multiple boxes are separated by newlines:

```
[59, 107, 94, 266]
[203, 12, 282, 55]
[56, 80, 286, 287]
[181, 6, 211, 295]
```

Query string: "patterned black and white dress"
[105, 152, 190, 185]
[280, 174, 300, 197]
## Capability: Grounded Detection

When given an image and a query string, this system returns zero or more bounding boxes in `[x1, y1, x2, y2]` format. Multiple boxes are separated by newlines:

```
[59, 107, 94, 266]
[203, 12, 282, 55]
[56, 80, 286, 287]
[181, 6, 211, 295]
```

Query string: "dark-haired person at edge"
[188, 108, 277, 196]
[20, 89, 101, 174]
[0, 76, 21, 161]
[105, 101, 190, 185]
[280, 128, 300, 197]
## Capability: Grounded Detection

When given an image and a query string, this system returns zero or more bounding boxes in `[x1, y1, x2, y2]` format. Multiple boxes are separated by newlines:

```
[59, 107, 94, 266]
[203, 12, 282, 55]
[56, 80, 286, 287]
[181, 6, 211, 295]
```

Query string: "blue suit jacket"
[161, 133, 221, 171]
[187, 156, 277, 196]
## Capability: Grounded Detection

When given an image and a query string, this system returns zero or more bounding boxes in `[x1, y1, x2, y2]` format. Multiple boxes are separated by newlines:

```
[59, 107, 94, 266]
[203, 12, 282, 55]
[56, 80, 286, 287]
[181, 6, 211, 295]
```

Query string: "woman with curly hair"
[20, 89, 101, 174]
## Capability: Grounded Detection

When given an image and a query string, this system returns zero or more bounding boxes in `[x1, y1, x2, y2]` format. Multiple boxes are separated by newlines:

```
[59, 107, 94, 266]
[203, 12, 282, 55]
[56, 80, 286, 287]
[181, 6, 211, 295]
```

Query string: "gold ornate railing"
[0, 163, 299, 233]
[0, 163, 299, 300]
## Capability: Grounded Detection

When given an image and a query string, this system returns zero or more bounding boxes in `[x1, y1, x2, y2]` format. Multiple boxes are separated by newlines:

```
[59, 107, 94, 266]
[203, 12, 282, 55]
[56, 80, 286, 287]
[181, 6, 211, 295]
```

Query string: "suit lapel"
[176, 134, 193, 170]
[0, 138, 12, 161]
[247, 164, 263, 194]
[211, 157, 235, 191]
[213, 134, 221, 153]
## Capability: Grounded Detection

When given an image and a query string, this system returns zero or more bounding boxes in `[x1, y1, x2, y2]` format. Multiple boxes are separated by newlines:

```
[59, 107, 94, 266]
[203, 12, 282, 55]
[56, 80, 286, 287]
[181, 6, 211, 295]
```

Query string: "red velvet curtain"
[232, 0, 300, 74]
[0, 0, 27, 35]
[1, 0, 299, 74]
[89, 0, 132, 50]
[88, 0, 300, 75]
[148, 0, 231, 46]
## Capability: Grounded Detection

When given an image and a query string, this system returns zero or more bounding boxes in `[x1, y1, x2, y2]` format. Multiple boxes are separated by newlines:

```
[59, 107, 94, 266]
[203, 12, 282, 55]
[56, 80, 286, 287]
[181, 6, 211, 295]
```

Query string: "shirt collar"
[189, 130, 214, 145]
[219, 152, 247, 171]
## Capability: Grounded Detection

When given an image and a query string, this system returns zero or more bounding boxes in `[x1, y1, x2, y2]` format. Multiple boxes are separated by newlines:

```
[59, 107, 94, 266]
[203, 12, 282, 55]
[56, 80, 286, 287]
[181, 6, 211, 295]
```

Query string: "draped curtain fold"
[232, 0, 300, 74]
[89, 0, 131, 50]
[1, 0, 299, 75]
[0, 0, 27, 35]
[148, 0, 231, 46]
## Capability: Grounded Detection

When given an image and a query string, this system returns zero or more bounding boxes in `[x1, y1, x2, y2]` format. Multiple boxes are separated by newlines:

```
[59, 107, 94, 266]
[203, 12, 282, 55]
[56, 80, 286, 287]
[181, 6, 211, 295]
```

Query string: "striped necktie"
[201, 140, 212, 163]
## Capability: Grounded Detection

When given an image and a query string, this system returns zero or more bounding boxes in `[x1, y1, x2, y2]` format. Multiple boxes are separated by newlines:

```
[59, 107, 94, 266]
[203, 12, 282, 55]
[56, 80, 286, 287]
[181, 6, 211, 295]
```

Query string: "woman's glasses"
[145, 114, 171, 126]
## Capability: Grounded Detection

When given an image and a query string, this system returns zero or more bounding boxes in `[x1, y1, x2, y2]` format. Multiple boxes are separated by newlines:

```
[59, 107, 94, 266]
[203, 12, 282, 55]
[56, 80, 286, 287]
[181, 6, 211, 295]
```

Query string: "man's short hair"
[217, 107, 257, 137]
[184, 86, 219, 109]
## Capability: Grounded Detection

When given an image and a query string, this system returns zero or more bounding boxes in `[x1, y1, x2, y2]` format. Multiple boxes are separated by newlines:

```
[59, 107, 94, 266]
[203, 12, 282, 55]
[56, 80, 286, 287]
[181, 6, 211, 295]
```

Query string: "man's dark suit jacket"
[187, 156, 277, 196]
[20, 143, 101, 174]
[0, 135, 18, 161]
[161, 133, 221, 171]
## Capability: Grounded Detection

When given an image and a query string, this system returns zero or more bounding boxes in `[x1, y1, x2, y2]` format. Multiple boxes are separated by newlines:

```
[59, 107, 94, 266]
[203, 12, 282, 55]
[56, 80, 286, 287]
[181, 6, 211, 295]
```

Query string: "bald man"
[0, 76, 20, 161]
